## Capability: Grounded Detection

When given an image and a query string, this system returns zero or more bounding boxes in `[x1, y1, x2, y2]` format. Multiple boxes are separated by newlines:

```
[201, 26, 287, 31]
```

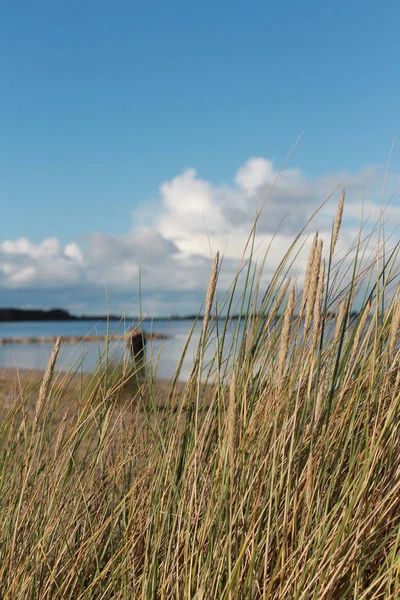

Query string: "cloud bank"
[1, 158, 398, 315]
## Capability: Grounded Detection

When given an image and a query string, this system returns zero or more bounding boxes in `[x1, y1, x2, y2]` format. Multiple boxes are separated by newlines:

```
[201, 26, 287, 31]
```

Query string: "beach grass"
[0, 193, 399, 598]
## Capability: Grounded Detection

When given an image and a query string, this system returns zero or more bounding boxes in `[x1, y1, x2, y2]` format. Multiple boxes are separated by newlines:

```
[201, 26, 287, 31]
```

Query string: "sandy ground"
[0, 366, 215, 469]
[0, 365, 188, 424]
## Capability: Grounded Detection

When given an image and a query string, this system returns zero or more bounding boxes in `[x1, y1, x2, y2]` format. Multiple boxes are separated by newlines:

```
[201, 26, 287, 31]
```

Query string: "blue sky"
[0, 1, 399, 314]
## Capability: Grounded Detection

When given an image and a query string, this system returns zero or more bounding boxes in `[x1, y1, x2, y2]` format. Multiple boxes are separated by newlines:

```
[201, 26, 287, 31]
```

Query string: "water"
[0, 315, 366, 381]
[0, 319, 235, 381]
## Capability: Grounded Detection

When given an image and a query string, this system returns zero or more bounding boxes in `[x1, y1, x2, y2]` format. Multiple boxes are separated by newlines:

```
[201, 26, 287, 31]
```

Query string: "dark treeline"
[0, 308, 361, 323]
[0, 308, 120, 322]
[0, 309, 202, 322]
[0, 308, 199, 322]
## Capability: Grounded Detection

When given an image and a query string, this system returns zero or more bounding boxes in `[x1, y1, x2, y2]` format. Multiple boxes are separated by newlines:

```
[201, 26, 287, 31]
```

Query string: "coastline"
[0, 331, 169, 345]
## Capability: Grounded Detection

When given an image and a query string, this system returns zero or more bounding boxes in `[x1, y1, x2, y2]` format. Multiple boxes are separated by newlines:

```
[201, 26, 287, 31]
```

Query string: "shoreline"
[0, 332, 170, 345]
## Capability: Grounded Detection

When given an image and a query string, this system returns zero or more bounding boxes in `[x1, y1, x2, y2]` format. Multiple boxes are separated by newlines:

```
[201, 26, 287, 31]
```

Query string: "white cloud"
[64, 242, 84, 264]
[0, 157, 398, 314]
[1, 237, 61, 259]
[10, 265, 37, 285]
[235, 157, 276, 195]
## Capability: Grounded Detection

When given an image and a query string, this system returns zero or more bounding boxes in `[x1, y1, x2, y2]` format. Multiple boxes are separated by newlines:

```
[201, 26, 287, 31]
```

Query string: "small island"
[0, 308, 201, 322]
[0, 308, 169, 344]
[0, 308, 123, 322]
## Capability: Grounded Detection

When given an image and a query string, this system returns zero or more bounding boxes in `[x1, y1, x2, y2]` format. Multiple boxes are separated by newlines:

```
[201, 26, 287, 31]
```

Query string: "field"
[0, 192, 399, 599]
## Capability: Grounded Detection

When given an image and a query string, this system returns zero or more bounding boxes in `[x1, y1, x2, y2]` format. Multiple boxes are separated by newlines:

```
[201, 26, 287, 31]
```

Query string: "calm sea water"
[0, 320, 236, 381]
[0, 316, 363, 381]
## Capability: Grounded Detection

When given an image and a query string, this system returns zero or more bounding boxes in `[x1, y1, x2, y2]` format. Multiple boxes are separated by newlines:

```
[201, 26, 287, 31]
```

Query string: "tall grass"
[0, 194, 400, 599]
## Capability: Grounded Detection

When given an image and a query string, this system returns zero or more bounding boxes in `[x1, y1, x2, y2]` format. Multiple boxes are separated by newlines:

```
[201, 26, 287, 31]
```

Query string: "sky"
[0, 1, 399, 315]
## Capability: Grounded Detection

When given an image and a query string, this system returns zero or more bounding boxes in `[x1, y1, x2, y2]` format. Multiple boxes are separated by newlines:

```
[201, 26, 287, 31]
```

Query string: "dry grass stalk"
[202, 252, 219, 336]
[34, 336, 62, 428]
[388, 293, 400, 360]
[315, 365, 327, 423]
[306, 257, 325, 394]
[350, 301, 372, 363]
[301, 233, 319, 313]
[278, 284, 295, 385]
[305, 239, 323, 335]
[334, 298, 348, 342]
[305, 454, 313, 509]
[227, 373, 237, 482]
[54, 411, 68, 460]
[263, 278, 291, 332]
[16, 415, 26, 444]
[312, 259, 325, 353]
[331, 190, 345, 254]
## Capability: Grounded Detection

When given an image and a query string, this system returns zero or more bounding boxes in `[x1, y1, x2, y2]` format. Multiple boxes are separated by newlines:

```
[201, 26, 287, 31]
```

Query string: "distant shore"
[0, 332, 169, 345]
[0, 308, 202, 322]
[0, 307, 360, 323]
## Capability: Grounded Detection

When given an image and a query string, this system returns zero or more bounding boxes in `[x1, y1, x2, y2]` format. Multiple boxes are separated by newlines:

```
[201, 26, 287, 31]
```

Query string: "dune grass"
[0, 193, 399, 599]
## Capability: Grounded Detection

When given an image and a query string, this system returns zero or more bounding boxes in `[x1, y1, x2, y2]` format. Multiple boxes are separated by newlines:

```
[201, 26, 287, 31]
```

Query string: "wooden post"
[128, 329, 146, 362]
